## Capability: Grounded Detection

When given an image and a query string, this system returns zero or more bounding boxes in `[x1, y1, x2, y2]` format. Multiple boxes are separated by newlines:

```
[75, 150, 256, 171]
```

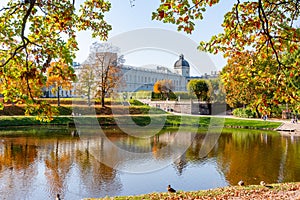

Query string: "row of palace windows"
[123, 74, 183, 86]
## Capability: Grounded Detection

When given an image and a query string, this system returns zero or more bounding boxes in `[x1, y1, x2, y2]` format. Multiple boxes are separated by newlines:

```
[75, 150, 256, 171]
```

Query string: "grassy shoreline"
[83, 182, 300, 200]
[0, 115, 282, 130]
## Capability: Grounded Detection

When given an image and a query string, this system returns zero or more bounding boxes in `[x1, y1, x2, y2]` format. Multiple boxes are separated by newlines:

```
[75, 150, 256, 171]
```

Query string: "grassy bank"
[83, 182, 300, 200]
[0, 115, 282, 130]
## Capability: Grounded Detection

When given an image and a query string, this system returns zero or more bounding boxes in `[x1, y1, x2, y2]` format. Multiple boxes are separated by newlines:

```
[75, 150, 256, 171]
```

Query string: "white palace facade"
[44, 54, 218, 98]
[120, 54, 190, 92]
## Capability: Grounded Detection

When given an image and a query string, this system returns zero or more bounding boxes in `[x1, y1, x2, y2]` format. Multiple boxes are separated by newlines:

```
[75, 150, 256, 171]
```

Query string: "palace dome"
[174, 54, 190, 68]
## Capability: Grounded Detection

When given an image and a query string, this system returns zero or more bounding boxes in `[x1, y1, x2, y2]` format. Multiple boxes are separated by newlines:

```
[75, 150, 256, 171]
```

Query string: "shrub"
[129, 99, 144, 106]
[232, 107, 257, 118]
[128, 91, 152, 99]
[174, 92, 197, 100]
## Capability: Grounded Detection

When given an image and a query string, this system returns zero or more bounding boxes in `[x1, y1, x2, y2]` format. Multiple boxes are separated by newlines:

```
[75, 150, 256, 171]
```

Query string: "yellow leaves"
[46, 61, 75, 90]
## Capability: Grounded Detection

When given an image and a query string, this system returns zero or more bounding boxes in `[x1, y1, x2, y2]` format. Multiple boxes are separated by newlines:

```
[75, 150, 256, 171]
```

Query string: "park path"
[275, 121, 300, 133]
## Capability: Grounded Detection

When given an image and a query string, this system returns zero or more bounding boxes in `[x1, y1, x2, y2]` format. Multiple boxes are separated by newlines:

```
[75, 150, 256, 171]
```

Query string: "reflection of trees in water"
[214, 131, 288, 186]
[0, 134, 123, 199]
[177, 130, 300, 186]
[0, 139, 38, 199]
[185, 134, 217, 162]
[278, 136, 300, 182]
[44, 139, 72, 199]
[75, 139, 122, 197]
[0, 128, 299, 199]
[173, 153, 187, 176]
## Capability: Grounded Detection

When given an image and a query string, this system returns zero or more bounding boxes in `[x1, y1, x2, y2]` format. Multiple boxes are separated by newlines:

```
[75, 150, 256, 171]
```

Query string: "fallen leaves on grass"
[85, 182, 300, 200]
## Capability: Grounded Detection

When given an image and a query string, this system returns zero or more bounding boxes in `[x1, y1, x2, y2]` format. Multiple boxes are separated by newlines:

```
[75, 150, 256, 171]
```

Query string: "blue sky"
[77, 0, 233, 75]
[1, 0, 234, 75]
[76, 0, 236, 75]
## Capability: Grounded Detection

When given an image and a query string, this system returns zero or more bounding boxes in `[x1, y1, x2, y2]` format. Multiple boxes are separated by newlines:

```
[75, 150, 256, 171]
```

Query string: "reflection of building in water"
[173, 154, 188, 175]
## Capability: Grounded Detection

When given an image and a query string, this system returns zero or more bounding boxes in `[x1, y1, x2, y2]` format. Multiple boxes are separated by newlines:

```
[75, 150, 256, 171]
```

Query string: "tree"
[208, 77, 226, 103]
[187, 79, 210, 102]
[75, 64, 97, 106]
[153, 0, 300, 112]
[0, 0, 111, 120]
[222, 49, 300, 116]
[82, 42, 124, 107]
[153, 79, 174, 99]
[46, 62, 75, 106]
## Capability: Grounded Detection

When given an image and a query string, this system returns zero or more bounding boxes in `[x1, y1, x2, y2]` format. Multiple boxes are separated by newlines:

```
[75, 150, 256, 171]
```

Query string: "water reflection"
[0, 127, 299, 199]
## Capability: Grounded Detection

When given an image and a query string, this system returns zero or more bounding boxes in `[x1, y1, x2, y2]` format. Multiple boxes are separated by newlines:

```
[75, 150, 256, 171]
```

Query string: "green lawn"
[0, 115, 282, 130]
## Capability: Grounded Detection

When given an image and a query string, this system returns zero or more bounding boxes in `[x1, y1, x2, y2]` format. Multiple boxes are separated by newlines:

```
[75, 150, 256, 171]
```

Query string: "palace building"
[119, 54, 189, 92]
[43, 54, 218, 98]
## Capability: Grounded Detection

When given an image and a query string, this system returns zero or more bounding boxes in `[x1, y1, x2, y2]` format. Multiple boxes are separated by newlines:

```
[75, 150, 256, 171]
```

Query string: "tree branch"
[0, 0, 36, 68]
[235, 0, 240, 24]
[258, 0, 284, 70]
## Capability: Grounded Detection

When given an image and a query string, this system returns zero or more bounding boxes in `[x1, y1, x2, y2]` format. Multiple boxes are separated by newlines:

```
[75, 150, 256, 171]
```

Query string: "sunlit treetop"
[153, 0, 299, 63]
[153, 0, 300, 111]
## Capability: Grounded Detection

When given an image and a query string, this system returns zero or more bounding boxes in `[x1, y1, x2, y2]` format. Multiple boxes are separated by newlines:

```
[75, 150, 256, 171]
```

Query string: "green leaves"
[187, 79, 210, 102]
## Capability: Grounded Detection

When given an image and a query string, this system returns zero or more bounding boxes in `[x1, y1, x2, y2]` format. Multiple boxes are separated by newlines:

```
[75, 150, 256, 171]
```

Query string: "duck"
[238, 180, 244, 186]
[260, 181, 266, 186]
[167, 185, 176, 193]
[260, 181, 273, 188]
[56, 194, 61, 200]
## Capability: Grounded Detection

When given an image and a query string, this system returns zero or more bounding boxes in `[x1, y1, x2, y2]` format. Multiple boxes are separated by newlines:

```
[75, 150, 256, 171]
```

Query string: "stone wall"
[143, 99, 226, 115]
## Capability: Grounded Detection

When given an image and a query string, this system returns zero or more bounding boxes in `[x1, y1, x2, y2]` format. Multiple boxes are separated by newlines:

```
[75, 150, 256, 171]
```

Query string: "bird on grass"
[238, 180, 245, 186]
[56, 194, 61, 200]
[260, 181, 266, 186]
[260, 181, 273, 188]
[167, 185, 176, 193]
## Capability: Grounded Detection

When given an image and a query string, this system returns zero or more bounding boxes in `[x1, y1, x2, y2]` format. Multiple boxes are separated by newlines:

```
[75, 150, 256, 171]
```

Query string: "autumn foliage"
[0, 0, 111, 120]
[153, 0, 300, 114]
[153, 79, 174, 99]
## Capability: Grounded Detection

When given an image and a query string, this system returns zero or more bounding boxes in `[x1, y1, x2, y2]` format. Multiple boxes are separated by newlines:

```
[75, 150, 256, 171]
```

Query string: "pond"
[0, 126, 299, 200]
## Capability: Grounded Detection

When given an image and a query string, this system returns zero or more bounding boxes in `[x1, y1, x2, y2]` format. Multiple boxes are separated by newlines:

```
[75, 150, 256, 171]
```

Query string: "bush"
[128, 91, 152, 99]
[232, 107, 257, 118]
[174, 92, 197, 100]
[129, 99, 144, 106]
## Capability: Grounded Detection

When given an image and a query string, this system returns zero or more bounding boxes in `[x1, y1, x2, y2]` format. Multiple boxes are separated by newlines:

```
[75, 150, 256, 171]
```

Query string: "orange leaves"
[153, 81, 162, 94]
[158, 10, 165, 19]
[46, 61, 75, 90]
[153, 79, 173, 94]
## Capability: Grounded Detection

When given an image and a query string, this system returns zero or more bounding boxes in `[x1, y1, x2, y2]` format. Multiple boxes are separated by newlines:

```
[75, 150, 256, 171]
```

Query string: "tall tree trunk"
[57, 86, 60, 107]
[87, 86, 91, 106]
[101, 90, 105, 107]
[256, 104, 261, 118]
